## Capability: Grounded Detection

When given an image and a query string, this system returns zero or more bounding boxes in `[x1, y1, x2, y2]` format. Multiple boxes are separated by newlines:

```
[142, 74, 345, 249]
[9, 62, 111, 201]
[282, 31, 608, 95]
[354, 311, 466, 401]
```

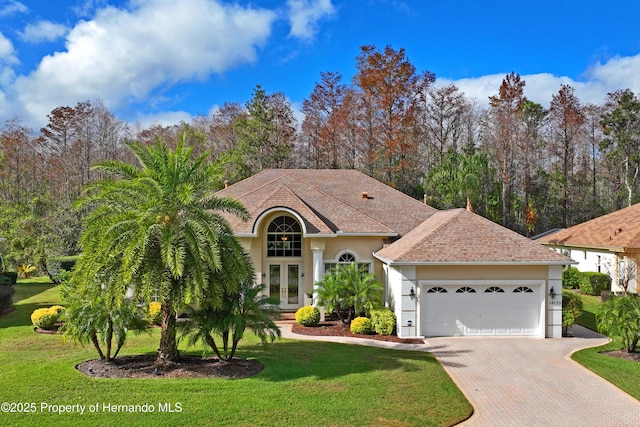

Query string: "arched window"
[338, 252, 356, 263]
[513, 286, 534, 293]
[485, 286, 505, 293]
[426, 286, 448, 293]
[324, 251, 371, 275]
[267, 216, 302, 257]
[456, 286, 476, 293]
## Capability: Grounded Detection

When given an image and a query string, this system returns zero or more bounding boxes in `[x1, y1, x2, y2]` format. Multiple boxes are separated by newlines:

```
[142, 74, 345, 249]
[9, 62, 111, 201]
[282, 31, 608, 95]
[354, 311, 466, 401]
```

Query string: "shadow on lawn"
[0, 281, 59, 328]
[241, 340, 458, 382]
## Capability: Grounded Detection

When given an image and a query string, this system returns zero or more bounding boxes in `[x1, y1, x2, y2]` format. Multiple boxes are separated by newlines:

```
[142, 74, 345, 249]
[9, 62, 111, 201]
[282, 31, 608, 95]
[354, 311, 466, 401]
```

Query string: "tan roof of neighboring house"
[537, 203, 640, 251]
[375, 209, 571, 264]
[215, 169, 437, 236]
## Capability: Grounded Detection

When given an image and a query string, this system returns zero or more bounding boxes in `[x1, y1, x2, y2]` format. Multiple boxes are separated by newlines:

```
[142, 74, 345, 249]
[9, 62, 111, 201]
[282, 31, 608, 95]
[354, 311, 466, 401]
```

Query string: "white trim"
[252, 208, 308, 236]
[373, 253, 572, 266]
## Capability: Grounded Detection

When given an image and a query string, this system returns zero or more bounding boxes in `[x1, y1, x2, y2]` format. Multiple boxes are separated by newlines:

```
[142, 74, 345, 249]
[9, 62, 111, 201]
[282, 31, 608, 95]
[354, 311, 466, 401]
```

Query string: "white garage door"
[421, 283, 543, 337]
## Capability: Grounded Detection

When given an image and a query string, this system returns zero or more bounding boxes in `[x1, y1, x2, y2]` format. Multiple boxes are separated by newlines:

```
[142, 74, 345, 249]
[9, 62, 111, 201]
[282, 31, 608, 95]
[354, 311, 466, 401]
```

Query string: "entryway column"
[309, 239, 325, 317]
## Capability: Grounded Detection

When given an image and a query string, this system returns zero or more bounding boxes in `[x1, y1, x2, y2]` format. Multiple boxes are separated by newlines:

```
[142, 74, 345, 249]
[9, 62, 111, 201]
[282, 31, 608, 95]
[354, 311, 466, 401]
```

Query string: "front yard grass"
[571, 292, 640, 400]
[0, 279, 472, 426]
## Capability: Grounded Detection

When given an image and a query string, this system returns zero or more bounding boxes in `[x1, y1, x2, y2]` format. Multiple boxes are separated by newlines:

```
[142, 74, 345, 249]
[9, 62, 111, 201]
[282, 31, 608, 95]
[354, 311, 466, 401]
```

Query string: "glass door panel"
[269, 264, 281, 304]
[287, 264, 299, 305]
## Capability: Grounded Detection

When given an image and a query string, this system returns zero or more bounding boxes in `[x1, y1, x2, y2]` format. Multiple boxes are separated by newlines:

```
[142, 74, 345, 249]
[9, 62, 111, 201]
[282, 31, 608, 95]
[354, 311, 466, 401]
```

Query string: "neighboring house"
[536, 203, 640, 294]
[216, 169, 571, 338]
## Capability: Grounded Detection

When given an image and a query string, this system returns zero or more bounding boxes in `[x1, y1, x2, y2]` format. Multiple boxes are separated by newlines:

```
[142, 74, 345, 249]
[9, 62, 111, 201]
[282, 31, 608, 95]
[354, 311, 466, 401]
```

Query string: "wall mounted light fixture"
[409, 286, 415, 299]
[550, 286, 556, 299]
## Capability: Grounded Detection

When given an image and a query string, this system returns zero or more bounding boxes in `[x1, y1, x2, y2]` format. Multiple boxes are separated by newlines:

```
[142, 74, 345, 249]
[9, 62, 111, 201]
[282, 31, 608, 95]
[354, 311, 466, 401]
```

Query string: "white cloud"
[287, 0, 335, 40]
[14, 0, 277, 123]
[0, 0, 26, 17]
[134, 110, 193, 129]
[19, 20, 68, 43]
[439, 53, 640, 108]
[0, 31, 18, 64]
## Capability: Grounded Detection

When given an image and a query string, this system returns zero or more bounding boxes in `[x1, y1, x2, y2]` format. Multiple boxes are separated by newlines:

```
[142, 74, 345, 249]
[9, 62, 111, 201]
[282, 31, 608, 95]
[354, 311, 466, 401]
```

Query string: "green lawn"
[0, 278, 472, 427]
[571, 292, 640, 400]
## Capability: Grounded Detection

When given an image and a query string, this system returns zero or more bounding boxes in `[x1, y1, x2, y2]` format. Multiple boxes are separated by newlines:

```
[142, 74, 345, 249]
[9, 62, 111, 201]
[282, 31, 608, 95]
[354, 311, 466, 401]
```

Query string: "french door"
[268, 263, 302, 309]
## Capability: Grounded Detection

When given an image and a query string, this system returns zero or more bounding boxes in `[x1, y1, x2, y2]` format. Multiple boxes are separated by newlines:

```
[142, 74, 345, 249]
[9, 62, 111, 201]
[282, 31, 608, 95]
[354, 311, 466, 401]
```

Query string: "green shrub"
[295, 306, 320, 326]
[0, 285, 15, 311]
[46, 256, 79, 284]
[31, 307, 59, 330]
[350, 316, 373, 334]
[370, 308, 396, 335]
[562, 290, 583, 336]
[0, 271, 18, 285]
[562, 267, 583, 289]
[49, 305, 66, 321]
[0, 271, 17, 285]
[597, 295, 640, 352]
[580, 272, 611, 296]
[145, 301, 162, 325]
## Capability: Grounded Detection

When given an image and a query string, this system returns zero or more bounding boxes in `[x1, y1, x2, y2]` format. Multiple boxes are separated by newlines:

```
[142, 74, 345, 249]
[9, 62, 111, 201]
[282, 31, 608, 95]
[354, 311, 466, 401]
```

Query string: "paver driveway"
[281, 324, 640, 426]
[428, 326, 640, 426]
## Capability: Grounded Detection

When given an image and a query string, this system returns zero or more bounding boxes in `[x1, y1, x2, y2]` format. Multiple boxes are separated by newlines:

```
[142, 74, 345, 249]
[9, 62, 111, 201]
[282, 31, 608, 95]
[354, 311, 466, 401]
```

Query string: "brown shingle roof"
[536, 203, 640, 251]
[375, 209, 571, 264]
[215, 169, 437, 236]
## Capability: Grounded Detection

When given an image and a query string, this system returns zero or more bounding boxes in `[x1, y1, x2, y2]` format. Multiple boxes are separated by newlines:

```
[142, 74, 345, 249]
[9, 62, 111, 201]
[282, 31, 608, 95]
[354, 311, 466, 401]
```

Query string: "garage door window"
[456, 286, 476, 293]
[513, 286, 533, 293]
[485, 286, 505, 293]
[426, 286, 448, 293]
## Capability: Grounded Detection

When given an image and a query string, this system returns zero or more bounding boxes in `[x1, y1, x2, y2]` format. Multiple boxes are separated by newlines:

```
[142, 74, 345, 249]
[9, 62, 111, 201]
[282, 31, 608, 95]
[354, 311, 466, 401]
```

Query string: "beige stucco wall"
[414, 264, 549, 281]
[237, 211, 388, 300]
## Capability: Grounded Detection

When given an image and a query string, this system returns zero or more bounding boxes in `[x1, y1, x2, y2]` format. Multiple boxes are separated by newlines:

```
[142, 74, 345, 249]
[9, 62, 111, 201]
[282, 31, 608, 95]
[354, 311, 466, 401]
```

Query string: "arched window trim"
[323, 250, 372, 276]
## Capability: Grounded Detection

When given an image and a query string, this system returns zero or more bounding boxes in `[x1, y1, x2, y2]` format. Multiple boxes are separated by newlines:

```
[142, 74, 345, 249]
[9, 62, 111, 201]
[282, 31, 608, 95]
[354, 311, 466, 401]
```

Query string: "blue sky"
[1, 0, 640, 128]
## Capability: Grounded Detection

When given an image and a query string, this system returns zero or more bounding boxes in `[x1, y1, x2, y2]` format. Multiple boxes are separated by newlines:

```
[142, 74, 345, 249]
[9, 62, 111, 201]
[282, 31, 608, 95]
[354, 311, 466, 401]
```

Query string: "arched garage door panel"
[421, 284, 542, 337]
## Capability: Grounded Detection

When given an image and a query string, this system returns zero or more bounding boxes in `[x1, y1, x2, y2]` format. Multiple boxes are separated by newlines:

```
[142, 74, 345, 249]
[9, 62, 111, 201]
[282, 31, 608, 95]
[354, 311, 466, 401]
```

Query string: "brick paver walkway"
[280, 323, 640, 426]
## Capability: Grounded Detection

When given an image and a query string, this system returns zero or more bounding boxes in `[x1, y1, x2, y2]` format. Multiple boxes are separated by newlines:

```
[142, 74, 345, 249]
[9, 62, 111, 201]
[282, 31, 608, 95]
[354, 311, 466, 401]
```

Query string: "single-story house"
[536, 203, 640, 294]
[216, 169, 571, 338]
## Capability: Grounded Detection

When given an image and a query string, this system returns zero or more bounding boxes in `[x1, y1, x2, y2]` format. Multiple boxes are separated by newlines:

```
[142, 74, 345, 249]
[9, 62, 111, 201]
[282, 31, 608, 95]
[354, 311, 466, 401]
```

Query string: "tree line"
[1, 44, 640, 268]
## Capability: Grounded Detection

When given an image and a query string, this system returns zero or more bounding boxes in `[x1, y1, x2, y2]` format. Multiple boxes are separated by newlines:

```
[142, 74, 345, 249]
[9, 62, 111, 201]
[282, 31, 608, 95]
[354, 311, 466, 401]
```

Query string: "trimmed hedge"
[370, 308, 396, 336]
[295, 306, 320, 326]
[31, 307, 59, 330]
[562, 290, 583, 336]
[0, 285, 15, 311]
[580, 272, 611, 296]
[46, 256, 79, 284]
[350, 317, 373, 334]
[562, 267, 582, 289]
[0, 271, 18, 285]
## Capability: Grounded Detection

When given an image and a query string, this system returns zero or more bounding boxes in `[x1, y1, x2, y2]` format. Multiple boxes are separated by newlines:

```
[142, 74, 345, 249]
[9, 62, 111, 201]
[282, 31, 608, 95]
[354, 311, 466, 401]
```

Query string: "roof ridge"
[391, 209, 465, 259]
[288, 172, 396, 233]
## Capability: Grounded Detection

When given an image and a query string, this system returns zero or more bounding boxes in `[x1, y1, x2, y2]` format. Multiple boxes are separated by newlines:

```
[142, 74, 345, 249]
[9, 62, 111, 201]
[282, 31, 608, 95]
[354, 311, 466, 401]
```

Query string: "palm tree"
[181, 251, 281, 361]
[316, 263, 383, 324]
[74, 135, 248, 362]
[62, 279, 148, 361]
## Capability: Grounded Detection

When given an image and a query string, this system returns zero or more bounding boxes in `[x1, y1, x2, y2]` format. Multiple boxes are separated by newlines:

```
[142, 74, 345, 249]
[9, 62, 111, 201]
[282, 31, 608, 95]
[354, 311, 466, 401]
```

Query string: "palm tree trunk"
[205, 333, 223, 360]
[90, 331, 105, 360]
[157, 300, 179, 362]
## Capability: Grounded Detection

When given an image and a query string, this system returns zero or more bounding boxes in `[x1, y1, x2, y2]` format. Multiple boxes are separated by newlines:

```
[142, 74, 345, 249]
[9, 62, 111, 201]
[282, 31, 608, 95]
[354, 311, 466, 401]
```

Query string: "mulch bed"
[76, 355, 264, 379]
[601, 350, 640, 363]
[291, 319, 425, 344]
